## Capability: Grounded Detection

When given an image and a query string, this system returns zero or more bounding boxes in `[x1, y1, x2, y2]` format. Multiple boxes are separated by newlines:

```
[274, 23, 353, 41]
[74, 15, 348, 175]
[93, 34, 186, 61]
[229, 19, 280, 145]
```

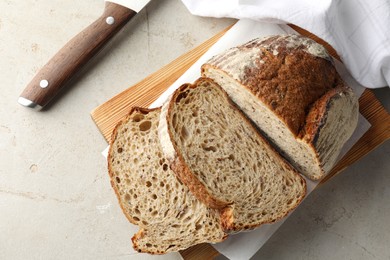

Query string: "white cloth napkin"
[181, 0, 390, 89]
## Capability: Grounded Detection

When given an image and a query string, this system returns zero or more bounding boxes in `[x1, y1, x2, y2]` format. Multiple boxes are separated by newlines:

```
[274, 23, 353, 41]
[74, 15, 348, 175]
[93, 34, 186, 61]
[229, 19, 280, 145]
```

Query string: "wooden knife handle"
[19, 2, 136, 110]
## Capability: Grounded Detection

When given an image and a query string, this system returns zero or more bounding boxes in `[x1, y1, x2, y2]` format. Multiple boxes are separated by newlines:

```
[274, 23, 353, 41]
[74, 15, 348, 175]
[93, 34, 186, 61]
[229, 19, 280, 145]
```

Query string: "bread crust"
[201, 35, 337, 136]
[202, 35, 359, 180]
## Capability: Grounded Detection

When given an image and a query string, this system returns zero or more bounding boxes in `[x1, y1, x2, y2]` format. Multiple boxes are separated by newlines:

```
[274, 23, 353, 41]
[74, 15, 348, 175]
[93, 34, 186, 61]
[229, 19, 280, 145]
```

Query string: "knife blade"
[18, 0, 151, 110]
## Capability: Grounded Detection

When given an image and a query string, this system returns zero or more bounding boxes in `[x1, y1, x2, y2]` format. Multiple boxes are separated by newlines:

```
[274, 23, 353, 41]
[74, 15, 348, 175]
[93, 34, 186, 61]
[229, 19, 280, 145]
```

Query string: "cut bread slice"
[159, 78, 306, 231]
[108, 107, 226, 254]
[202, 34, 359, 180]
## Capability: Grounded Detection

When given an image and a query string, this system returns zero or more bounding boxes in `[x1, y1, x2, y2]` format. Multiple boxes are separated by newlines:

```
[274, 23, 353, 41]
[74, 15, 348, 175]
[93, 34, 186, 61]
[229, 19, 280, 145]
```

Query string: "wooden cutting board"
[91, 23, 390, 259]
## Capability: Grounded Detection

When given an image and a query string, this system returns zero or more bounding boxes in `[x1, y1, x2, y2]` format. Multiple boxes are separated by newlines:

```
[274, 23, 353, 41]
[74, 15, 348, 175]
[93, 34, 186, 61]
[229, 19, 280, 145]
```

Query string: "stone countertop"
[1, 0, 389, 259]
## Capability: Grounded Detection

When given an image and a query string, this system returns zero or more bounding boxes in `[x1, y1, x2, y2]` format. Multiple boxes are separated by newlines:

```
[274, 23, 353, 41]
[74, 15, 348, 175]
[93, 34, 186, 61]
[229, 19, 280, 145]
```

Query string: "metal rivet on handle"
[40, 79, 49, 88]
[106, 16, 115, 25]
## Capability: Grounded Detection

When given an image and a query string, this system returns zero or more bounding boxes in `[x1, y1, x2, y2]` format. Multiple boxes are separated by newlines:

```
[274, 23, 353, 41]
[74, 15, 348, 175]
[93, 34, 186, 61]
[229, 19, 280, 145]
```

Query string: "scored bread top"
[202, 34, 341, 136]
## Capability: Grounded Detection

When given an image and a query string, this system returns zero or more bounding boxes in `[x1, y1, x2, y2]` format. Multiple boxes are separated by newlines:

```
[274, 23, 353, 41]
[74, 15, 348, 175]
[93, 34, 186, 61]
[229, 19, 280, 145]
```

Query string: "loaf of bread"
[107, 34, 359, 253]
[108, 107, 226, 254]
[202, 35, 359, 180]
[158, 78, 306, 231]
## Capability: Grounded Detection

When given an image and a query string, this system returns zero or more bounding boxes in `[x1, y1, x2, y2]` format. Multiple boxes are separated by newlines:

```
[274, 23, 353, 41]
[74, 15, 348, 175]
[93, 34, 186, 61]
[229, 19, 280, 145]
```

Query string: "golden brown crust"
[202, 35, 339, 136]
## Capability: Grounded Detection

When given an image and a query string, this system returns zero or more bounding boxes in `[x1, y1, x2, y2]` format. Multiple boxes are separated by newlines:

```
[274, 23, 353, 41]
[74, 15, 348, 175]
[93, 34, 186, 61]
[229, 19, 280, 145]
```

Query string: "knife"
[18, 0, 151, 110]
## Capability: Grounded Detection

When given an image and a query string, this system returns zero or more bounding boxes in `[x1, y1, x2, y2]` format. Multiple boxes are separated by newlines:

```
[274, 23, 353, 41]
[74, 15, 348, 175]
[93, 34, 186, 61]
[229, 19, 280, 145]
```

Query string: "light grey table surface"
[1, 0, 389, 259]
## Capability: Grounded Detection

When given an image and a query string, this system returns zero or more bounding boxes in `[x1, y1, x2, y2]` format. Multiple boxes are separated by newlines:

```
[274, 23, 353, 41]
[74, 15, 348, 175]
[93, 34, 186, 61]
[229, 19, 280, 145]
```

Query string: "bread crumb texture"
[108, 107, 226, 254]
[166, 78, 306, 231]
